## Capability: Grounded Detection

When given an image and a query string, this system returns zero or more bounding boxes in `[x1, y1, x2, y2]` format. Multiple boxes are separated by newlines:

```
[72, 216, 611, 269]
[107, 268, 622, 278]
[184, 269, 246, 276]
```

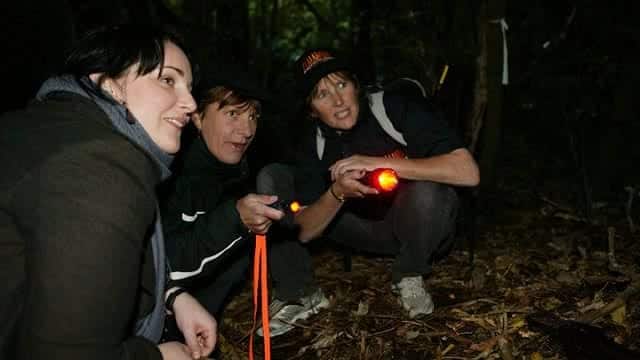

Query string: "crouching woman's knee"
[395, 181, 458, 215]
[256, 163, 295, 197]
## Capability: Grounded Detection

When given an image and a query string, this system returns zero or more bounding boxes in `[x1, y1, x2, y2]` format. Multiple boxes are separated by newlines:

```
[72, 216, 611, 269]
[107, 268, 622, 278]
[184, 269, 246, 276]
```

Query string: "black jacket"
[0, 93, 163, 359]
[162, 136, 252, 287]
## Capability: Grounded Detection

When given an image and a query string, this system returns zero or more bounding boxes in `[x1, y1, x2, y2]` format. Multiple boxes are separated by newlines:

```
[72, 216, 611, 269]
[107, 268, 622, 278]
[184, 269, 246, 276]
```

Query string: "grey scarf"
[37, 76, 170, 343]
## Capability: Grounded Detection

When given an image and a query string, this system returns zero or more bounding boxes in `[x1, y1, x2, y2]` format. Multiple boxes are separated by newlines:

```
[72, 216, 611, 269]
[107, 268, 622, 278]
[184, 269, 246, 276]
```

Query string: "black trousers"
[327, 180, 458, 282]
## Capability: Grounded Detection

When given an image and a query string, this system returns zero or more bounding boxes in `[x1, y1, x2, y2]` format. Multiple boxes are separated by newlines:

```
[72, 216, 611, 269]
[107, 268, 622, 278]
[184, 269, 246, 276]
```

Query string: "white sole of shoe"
[257, 297, 331, 338]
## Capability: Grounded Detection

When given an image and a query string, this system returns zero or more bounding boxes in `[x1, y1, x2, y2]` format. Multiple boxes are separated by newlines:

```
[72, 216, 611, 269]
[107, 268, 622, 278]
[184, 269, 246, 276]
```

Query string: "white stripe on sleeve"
[169, 236, 244, 281]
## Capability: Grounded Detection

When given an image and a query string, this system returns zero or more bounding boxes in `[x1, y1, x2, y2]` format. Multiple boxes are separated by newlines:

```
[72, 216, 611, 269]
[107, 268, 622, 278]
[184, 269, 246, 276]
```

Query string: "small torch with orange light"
[267, 199, 302, 228]
[362, 168, 399, 193]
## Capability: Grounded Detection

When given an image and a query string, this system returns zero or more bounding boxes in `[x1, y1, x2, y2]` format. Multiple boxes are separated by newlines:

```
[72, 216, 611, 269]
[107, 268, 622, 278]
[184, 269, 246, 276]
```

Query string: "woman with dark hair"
[0, 24, 216, 359]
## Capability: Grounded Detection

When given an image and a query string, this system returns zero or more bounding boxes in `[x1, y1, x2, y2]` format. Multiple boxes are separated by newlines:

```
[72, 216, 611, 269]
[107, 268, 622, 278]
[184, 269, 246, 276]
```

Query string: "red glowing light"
[369, 168, 398, 192]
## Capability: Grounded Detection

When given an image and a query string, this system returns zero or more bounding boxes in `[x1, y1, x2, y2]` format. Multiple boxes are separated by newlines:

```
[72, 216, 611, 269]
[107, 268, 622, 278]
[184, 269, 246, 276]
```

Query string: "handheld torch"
[267, 199, 301, 228]
[362, 168, 399, 193]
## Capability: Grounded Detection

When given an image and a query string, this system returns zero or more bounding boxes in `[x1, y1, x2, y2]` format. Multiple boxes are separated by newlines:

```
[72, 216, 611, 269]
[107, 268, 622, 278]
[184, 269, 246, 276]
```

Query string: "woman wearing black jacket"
[0, 24, 216, 359]
[161, 71, 283, 323]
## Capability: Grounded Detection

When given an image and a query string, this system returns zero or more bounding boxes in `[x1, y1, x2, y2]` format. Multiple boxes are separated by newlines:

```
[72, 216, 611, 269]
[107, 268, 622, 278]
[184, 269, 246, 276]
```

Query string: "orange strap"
[249, 234, 271, 360]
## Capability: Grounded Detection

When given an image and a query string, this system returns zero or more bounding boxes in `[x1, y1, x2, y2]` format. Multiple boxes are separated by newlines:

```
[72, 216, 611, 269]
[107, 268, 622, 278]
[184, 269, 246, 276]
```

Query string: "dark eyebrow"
[163, 66, 185, 76]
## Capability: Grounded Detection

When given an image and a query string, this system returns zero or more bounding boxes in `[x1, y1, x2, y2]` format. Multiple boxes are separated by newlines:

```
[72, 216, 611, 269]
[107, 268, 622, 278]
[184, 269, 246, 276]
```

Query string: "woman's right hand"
[332, 169, 378, 200]
[236, 194, 284, 234]
[158, 341, 196, 360]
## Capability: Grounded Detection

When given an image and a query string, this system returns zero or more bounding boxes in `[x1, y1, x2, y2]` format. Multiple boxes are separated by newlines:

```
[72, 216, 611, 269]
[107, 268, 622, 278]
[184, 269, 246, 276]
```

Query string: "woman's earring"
[106, 81, 133, 124]
[125, 108, 135, 124]
[118, 84, 133, 124]
[119, 82, 128, 106]
[107, 81, 126, 106]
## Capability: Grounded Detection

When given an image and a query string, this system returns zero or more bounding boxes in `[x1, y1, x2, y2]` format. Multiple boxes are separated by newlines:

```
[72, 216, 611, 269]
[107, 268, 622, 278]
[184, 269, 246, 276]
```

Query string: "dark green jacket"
[0, 93, 162, 359]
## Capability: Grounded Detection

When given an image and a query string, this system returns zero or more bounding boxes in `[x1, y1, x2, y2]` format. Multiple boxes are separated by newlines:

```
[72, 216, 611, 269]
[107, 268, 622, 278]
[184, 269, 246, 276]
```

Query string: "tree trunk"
[215, 0, 250, 67]
[478, 0, 506, 190]
[259, 0, 280, 87]
[467, 1, 487, 154]
[179, 0, 216, 75]
[351, 0, 375, 84]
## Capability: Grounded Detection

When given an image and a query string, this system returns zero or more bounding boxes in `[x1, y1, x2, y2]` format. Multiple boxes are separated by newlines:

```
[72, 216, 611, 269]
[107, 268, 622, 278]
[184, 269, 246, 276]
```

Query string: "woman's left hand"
[329, 155, 386, 182]
[172, 292, 217, 359]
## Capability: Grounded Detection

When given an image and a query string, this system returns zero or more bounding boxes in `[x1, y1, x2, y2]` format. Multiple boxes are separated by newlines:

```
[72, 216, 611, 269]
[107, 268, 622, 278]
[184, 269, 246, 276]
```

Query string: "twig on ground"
[540, 196, 574, 213]
[497, 311, 514, 360]
[607, 227, 621, 271]
[498, 335, 514, 360]
[365, 326, 398, 338]
[578, 276, 640, 323]
[625, 186, 636, 233]
[441, 298, 498, 311]
[554, 212, 589, 223]
[540, 195, 590, 222]
[471, 336, 498, 359]
[441, 343, 455, 356]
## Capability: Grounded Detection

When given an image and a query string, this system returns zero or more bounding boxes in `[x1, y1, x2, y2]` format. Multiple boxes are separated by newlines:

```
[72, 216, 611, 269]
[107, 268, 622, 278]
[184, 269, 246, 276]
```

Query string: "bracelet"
[329, 184, 345, 202]
[165, 287, 187, 314]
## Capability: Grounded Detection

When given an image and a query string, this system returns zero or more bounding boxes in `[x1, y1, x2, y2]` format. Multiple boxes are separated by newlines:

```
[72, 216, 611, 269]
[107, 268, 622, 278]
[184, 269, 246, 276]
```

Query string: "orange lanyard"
[249, 234, 271, 360]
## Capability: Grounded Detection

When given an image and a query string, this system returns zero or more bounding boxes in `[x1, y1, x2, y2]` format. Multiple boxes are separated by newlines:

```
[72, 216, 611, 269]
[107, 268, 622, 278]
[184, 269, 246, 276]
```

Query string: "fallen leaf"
[540, 297, 562, 311]
[555, 271, 578, 284]
[510, 317, 526, 331]
[495, 255, 514, 271]
[362, 289, 376, 296]
[518, 329, 537, 338]
[405, 330, 420, 340]
[354, 301, 369, 316]
[470, 336, 498, 352]
[610, 304, 626, 325]
[298, 330, 340, 357]
[530, 351, 543, 360]
[578, 299, 605, 313]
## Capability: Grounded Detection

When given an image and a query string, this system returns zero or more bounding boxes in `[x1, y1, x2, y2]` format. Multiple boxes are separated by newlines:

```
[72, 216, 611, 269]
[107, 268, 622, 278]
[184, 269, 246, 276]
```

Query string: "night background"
[1, 1, 639, 359]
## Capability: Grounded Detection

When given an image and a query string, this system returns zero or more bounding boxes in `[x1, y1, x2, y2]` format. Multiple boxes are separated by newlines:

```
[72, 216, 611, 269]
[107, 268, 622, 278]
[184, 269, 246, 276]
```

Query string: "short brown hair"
[198, 86, 261, 117]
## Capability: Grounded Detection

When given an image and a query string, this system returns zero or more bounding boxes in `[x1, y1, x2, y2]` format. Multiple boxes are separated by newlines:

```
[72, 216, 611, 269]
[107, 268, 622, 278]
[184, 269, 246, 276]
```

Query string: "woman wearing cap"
[160, 69, 283, 334]
[0, 25, 216, 359]
[262, 48, 480, 336]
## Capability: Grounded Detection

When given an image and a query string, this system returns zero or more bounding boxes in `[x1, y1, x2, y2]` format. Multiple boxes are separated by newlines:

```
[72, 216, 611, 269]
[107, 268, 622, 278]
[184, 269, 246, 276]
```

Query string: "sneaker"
[256, 288, 330, 337]
[391, 276, 434, 318]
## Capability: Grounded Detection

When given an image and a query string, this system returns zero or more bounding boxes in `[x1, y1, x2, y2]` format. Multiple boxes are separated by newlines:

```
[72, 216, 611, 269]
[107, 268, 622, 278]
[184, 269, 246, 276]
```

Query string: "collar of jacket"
[36, 75, 174, 180]
[183, 135, 250, 180]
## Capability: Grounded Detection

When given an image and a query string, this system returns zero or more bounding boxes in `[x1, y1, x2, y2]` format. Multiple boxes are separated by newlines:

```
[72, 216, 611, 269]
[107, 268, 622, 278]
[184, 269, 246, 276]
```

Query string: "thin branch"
[297, 0, 331, 30]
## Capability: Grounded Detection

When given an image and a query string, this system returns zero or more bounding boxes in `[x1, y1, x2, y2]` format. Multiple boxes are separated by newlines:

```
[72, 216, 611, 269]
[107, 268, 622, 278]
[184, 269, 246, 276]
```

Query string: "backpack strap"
[398, 77, 427, 97]
[368, 91, 408, 146]
[316, 127, 326, 160]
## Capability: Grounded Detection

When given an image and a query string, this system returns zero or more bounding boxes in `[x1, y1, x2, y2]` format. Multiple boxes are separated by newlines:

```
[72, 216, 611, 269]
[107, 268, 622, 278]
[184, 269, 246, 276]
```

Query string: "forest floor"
[218, 149, 640, 360]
